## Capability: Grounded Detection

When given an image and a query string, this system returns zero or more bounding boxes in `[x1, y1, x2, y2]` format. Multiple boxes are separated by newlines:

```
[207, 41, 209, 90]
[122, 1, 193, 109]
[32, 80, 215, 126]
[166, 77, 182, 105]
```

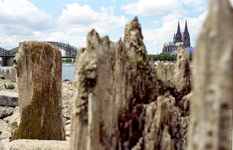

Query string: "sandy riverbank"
[0, 79, 73, 104]
[0, 79, 74, 142]
[0, 78, 74, 120]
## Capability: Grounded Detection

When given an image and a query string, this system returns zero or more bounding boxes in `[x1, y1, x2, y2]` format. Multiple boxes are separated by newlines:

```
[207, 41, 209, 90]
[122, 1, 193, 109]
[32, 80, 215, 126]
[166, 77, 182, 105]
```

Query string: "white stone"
[3, 139, 69, 150]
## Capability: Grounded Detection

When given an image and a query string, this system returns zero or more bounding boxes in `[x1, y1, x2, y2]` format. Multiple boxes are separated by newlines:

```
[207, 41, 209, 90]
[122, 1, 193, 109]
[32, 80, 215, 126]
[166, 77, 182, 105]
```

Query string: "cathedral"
[162, 20, 191, 53]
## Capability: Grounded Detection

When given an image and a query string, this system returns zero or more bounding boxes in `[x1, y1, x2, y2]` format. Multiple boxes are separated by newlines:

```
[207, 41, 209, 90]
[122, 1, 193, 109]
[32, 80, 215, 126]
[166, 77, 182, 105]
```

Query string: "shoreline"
[0, 79, 73, 93]
[0, 79, 74, 141]
[0, 65, 75, 82]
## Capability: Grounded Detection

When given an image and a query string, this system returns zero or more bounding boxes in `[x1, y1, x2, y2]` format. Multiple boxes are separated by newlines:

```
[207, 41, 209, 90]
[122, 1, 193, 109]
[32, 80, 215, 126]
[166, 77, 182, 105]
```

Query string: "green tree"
[148, 53, 177, 61]
[189, 53, 193, 61]
[62, 58, 73, 63]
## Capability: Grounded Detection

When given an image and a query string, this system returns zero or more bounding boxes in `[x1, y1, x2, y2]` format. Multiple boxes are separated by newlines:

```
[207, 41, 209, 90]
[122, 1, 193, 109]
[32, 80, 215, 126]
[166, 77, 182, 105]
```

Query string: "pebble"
[0, 79, 74, 142]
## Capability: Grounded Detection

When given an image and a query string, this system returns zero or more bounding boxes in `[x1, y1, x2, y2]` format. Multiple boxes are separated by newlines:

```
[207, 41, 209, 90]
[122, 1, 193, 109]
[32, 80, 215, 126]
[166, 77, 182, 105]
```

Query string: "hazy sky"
[0, 0, 232, 54]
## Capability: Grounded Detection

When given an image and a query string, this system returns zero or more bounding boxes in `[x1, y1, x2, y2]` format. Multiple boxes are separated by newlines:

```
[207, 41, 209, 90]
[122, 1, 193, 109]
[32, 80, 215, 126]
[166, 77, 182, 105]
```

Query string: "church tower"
[162, 20, 192, 54]
[183, 20, 191, 47]
[174, 21, 182, 43]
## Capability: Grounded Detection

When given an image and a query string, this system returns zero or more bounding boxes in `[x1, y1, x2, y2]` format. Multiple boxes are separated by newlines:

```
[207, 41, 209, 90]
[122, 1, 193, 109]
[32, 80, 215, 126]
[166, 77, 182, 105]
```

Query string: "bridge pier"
[1, 57, 14, 66]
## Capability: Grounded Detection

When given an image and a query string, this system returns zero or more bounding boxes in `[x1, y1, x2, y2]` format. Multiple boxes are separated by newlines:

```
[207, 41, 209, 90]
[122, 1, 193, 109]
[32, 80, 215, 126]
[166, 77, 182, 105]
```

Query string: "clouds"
[121, 0, 209, 54]
[0, 0, 211, 54]
[59, 3, 128, 34]
[161, 9, 188, 22]
[0, 0, 57, 49]
[121, 0, 207, 16]
[121, 0, 181, 16]
[0, 1, 128, 49]
[181, 0, 203, 6]
[143, 11, 207, 54]
[42, 32, 86, 49]
[0, 0, 55, 31]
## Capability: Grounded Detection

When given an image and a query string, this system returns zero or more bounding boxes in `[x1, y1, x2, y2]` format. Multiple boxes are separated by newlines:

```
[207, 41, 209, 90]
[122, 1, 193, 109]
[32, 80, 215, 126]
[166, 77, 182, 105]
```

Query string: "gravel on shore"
[0, 79, 73, 103]
[0, 79, 74, 141]
[0, 78, 74, 120]
[0, 79, 18, 93]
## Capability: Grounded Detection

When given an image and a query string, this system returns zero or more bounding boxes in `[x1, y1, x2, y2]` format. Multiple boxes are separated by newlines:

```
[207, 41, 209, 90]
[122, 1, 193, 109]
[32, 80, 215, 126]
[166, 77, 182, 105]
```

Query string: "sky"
[0, 0, 232, 54]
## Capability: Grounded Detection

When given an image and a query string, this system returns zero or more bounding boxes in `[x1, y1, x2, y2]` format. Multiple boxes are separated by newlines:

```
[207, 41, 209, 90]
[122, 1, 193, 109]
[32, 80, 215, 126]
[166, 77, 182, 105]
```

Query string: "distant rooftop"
[164, 42, 176, 46]
[164, 42, 183, 46]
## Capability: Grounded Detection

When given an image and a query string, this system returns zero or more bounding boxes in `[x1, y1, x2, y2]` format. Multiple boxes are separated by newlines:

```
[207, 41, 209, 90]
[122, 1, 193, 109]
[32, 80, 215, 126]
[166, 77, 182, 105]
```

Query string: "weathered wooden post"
[10, 68, 16, 82]
[14, 41, 65, 140]
[187, 0, 233, 149]
[1, 70, 5, 79]
[174, 45, 191, 92]
[6, 69, 10, 80]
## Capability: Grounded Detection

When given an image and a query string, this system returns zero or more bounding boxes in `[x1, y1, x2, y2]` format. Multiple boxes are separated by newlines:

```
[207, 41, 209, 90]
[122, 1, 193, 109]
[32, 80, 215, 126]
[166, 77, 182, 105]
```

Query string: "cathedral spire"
[184, 19, 189, 33]
[174, 20, 182, 43]
[177, 21, 181, 34]
[183, 19, 190, 47]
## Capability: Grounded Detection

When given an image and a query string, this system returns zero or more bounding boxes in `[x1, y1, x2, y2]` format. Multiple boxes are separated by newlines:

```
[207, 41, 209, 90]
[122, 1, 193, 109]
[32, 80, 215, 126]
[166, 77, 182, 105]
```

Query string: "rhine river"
[0, 64, 76, 81]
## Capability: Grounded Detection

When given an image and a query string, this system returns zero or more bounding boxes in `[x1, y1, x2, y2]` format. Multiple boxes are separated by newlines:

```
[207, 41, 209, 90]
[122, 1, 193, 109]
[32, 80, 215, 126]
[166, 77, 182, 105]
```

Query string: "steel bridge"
[0, 41, 78, 58]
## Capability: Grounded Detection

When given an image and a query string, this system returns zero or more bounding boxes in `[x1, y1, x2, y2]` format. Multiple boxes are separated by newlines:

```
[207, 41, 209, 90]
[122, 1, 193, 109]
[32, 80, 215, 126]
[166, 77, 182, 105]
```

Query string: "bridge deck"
[0, 41, 78, 58]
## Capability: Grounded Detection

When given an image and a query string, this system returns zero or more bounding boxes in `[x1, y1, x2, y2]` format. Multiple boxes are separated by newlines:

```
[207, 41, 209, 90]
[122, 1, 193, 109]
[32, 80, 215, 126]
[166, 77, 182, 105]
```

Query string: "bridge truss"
[0, 47, 7, 56]
[0, 41, 78, 58]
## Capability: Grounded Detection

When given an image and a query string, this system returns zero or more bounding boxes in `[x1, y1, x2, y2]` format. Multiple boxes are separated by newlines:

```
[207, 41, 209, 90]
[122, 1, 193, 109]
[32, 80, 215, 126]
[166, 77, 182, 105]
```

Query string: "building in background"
[162, 20, 191, 54]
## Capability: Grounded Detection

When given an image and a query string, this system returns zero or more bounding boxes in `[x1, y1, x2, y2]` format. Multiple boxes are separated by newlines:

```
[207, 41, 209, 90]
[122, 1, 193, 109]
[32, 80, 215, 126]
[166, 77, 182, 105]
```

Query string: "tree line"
[148, 53, 193, 61]
[61, 53, 193, 63]
[62, 58, 75, 63]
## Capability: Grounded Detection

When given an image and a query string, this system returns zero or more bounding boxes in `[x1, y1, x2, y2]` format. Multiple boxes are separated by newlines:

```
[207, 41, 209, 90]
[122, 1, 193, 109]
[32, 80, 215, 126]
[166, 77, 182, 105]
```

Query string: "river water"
[0, 64, 193, 81]
[0, 65, 76, 81]
[62, 65, 75, 81]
